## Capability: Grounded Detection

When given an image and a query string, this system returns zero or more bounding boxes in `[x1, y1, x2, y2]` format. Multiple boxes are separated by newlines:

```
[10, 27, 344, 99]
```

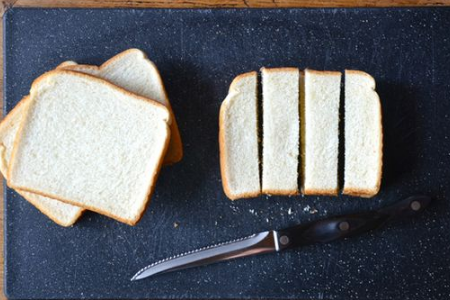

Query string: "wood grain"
[0, 0, 448, 299]
[5, 0, 450, 9]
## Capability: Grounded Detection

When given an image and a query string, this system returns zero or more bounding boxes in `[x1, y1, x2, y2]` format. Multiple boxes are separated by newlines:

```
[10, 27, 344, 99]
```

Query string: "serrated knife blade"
[131, 195, 431, 281]
[131, 230, 280, 281]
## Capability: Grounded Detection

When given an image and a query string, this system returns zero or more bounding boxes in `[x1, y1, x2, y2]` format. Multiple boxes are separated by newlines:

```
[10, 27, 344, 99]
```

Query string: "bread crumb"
[173, 222, 179, 228]
[249, 209, 258, 216]
[303, 205, 318, 214]
[288, 208, 293, 215]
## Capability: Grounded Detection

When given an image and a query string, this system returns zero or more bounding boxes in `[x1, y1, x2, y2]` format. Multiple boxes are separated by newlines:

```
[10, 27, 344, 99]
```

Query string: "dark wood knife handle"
[276, 195, 431, 249]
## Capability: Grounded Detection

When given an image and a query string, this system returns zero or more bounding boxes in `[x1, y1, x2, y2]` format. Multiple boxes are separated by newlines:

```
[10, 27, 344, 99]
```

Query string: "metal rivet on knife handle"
[339, 221, 350, 231]
[279, 235, 290, 245]
[411, 201, 421, 211]
[131, 195, 431, 281]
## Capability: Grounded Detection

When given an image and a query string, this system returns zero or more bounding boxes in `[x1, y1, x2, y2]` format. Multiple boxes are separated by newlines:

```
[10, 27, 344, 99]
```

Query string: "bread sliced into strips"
[219, 71, 260, 200]
[302, 69, 341, 195]
[261, 67, 300, 195]
[343, 70, 383, 197]
[0, 62, 84, 227]
[8, 70, 171, 226]
[63, 49, 182, 165]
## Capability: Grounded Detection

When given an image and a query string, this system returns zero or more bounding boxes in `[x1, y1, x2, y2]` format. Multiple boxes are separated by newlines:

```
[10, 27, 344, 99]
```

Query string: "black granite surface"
[3, 7, 450, 300]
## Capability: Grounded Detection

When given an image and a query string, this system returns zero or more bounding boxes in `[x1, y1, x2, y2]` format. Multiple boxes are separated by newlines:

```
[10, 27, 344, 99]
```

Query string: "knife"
[131, 195, 431, 281]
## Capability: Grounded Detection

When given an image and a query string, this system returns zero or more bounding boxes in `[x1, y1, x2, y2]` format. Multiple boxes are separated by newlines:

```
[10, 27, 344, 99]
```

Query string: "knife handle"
[276, 195, 431, 249]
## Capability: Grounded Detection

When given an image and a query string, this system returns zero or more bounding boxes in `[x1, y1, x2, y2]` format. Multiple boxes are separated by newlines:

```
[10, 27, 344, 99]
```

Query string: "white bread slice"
[63, 49, 182, 165]
[261, 67, 300, 195]
[0, 62, 84, 227]
[343, 70, 382, 197]
[219, 72, 260, 200]
[0, 96, 84, 226]
[7, 70, 171, 225]
[303, 69, 341, 195]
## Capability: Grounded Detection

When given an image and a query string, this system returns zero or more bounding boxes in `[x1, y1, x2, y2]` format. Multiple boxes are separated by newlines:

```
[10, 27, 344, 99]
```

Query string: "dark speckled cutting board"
[4, 7, 450, 300]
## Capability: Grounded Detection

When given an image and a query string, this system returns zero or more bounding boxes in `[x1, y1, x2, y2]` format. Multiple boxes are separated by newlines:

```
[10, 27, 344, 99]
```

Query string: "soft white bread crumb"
[219, 72, 260, 200]
[0, 62, 85, 227]
[303, 69, 341, 195]
[8, 70, 171, 225]
[261, 67, 300, 195]
[0, 96, 84, 227]
[64, 49, 183, 165]
[343, 70, 383, 197]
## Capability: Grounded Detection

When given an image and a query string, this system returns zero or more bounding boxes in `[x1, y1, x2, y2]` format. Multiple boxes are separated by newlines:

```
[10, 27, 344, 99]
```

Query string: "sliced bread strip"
[63, 49, 182, 165]
[343, 70, 383, 197]
[261, 67, 300, 195]
[302, 69, 341, 195]
[219, 71, 260, 200]
[8, 70, 171, 225]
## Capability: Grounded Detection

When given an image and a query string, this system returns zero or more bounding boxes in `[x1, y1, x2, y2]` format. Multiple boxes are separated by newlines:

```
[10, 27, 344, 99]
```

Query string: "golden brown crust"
[345, 69, 375, 80]
[0, 96, 30, 133]
[303, 188, 339, 196]
[63, 49, 183, 165]
[16, 189, 84, 227]
[262, 189, 300, 196]
[260, 67, 299, 74]
[10, 185, 136, 225]
[342, 187, 379, 198]
[228, 71, 257, 92]
[219, 71, 261, 201]
[305, 68, 342, 76]
[7, 70, 172, 226]
[131, 124, 171, 225]
[56, 61, 78, 69]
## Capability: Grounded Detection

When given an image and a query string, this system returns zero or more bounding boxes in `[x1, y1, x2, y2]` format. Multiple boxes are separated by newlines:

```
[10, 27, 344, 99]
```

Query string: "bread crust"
[342, 70, 383, 198]
[305, 68, 342, 77]
[7, 70, 172, 225]
[262, 189, 299, 196]
[219, 71, 261, 201]
[16, 188, 84, 227]
[63, 48, 183, 165]
[260, 67, 299, 74]
[303, 188, 339, 196]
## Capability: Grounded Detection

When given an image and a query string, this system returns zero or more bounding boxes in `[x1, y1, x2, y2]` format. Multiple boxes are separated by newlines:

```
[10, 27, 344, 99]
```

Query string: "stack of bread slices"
[0, 49, 183, 226]
[219, 68, 382, 200]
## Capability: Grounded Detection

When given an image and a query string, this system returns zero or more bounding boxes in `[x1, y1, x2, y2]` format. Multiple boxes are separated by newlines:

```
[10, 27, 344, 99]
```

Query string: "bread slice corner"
[219, 71, 261, 200]
[62, 49, 183, 165]
[343, 70, 382, 198]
